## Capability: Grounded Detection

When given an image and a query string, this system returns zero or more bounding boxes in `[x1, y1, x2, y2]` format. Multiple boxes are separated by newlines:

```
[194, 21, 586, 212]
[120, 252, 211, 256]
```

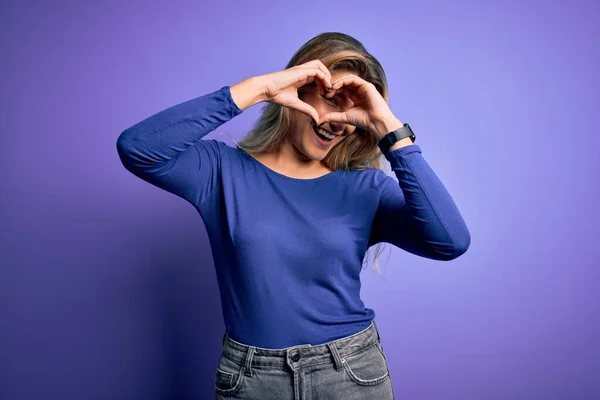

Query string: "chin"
[307, 137, 332, 159]
[298, 143, 327, 161]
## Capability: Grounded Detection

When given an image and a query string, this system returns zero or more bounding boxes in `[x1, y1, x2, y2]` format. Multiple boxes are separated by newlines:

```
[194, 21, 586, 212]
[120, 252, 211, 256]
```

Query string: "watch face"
[403, 123, 416, 142]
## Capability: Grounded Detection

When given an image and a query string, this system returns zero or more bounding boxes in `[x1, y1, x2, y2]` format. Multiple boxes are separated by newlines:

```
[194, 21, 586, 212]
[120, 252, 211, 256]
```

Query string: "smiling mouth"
[311, 121, 336, 142]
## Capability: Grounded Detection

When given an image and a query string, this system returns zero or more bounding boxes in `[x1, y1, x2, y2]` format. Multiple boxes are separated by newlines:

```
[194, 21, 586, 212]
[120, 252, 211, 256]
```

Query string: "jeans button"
[290, 352, 300, 362]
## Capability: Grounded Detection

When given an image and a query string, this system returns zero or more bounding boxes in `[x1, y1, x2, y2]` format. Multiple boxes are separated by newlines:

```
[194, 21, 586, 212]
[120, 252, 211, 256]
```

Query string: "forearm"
[116, 86, 242, 170]
[373, 145, 471, 260]
[387, 146, 470, 259]
[115, 85, 245, 206]
[373, 116, 413, 152]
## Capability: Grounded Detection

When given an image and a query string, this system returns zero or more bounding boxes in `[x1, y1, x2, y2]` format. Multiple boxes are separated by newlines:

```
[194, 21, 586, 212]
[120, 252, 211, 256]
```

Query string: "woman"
[117, 32, 470, 400]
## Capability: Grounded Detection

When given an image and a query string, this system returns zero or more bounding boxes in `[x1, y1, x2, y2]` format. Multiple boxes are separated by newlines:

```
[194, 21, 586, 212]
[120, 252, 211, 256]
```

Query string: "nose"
[328, 121, 345, 134]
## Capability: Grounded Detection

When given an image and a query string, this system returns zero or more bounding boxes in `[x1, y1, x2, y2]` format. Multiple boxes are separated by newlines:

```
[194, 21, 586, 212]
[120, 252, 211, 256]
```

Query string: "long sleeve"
[116, 86, 243, 207]
[369, 144, 471, 261]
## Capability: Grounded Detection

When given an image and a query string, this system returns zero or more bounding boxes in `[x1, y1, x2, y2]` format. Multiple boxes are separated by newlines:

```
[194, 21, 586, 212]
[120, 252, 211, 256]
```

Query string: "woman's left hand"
[318, 74, 403, 140]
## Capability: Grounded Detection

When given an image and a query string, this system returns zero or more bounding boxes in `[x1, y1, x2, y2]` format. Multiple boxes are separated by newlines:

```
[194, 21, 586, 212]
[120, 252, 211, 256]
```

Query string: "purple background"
[1, 0, 599, 399]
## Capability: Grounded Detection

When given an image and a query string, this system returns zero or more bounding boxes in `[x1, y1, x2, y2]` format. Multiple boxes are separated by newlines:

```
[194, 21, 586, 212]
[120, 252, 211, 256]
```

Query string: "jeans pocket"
[215, 355, 245, 396]
[342, 343, 390, 386]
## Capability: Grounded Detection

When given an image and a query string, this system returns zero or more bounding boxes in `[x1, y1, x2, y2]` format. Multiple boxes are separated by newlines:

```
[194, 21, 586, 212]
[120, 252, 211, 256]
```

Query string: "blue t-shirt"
[117, 85, 470, 349]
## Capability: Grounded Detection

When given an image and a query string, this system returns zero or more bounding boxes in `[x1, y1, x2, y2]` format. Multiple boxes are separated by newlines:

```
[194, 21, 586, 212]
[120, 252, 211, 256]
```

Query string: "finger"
[325, 79, 361, 100]
[331, 74, 364, 87]
[307, 68, 327, 95]
[331, 76, 363, 92]
[310, 71, 330, 92]
[304, 60, 333, 88]
[283, 64, 321, 86]
[299, 61, 332, 89]
[314, 60, 333, 88]
[294, 69, 328, 94]
[300, 67, 328, 87]
[331, 75, 374, 96]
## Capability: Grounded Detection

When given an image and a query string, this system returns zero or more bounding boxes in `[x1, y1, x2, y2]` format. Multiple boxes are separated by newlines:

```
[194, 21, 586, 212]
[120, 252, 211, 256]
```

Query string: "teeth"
[317, 128, 335, 140]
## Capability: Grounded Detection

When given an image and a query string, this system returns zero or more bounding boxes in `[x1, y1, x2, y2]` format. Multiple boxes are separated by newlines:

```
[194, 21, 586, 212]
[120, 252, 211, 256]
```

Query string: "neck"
[255, 140, 331, 176]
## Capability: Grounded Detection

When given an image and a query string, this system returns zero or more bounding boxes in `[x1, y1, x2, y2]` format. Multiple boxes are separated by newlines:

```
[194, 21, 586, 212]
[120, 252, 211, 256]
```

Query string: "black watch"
[377, 123, 416, 154]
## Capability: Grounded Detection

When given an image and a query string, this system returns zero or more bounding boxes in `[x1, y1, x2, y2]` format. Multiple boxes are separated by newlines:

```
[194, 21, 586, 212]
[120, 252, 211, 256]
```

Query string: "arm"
[116, 78, 264, 207]
[368, 144, 471, 261]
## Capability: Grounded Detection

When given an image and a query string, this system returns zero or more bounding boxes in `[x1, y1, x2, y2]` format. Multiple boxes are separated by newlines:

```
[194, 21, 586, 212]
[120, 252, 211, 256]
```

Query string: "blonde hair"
[236, 32, 392, 275]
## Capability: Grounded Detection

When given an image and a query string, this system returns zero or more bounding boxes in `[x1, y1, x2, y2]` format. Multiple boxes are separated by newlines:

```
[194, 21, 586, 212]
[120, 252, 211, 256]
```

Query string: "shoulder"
[350, 165, 394, 183]
[363, 167, 398, 196]
[198, 139, 256, 169]
[196, 138, 238, 156]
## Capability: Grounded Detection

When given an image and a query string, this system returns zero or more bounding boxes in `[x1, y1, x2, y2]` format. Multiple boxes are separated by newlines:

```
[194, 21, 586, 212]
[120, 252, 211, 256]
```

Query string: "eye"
[323, 95, 338, 105]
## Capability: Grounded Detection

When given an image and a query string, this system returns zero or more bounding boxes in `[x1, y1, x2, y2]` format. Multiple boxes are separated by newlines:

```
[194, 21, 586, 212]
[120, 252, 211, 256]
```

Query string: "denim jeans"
[215, 320, 394, 399]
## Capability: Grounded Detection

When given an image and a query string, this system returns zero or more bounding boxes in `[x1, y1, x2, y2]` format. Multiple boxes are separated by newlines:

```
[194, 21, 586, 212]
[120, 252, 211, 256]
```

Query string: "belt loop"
[372, 319, 381, 342]
[243, 346, 256, 376]
[326, 342, 345, 371]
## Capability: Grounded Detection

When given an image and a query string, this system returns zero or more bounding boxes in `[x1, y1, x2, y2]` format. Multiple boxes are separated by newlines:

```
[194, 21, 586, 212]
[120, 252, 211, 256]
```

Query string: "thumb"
[319, 112, 348, 126]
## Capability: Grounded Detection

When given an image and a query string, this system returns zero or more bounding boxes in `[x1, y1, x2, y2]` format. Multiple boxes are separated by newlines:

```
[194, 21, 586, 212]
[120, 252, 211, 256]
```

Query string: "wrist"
[372, 116, 404, 140]
[376, 118, 416, 154]
[386, 137, 414, 152]
[230, 76, 267, 111]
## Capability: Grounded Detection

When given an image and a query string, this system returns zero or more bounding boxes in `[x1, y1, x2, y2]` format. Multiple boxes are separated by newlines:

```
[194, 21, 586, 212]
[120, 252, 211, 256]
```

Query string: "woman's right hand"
[258, 60, 333, 124]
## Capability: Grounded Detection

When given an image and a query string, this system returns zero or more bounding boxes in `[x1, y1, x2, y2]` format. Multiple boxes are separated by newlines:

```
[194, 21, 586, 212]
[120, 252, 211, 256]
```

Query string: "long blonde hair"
[237, 32, 392, 275]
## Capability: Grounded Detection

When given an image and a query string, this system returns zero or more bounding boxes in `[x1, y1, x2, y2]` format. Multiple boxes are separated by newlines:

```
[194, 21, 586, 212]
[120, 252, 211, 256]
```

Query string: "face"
[289, 69, 358, 162]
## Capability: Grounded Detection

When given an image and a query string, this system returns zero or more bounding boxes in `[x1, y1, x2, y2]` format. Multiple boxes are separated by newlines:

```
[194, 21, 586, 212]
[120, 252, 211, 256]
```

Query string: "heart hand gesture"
[259, 60, 332, 124]
[319, 74, 402, 140]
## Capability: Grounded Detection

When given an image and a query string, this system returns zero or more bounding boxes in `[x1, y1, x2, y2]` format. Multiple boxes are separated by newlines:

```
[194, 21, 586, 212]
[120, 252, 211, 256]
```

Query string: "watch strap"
[377, 123, 416, 154]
